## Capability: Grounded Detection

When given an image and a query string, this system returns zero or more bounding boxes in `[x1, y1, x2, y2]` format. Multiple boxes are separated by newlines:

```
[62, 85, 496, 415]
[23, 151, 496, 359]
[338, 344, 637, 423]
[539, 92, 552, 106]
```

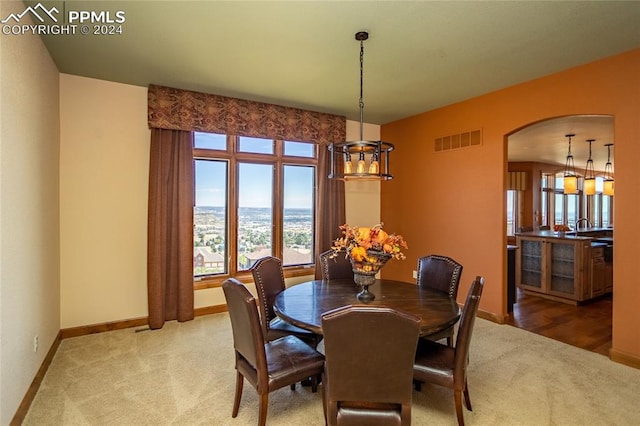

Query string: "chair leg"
[413, 379, 422, 392]
[454, 390, 465, 426]
[311, 374, 318, 393]
[258, 393, 269, 426]
[463, 379, 472, 411]
[447, 329, 454, 347]
[232, 371, 244, 418]
[321, 373, 328, 425]
[290, 383, 296, 390]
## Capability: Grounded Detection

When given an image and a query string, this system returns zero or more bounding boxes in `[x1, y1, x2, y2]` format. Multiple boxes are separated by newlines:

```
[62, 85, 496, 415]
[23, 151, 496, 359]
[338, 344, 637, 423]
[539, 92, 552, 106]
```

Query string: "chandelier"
[603, 143, 614, 196]
[328, 31, 394, 181]
[563, 134, 577, 194]
[583, 139, 596, 196]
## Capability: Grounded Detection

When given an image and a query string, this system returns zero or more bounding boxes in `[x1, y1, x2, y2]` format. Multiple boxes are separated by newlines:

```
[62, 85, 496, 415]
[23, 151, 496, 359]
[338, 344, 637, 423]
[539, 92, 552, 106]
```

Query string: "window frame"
[541, 172, 612, 229]
[193, 133, 318, 289]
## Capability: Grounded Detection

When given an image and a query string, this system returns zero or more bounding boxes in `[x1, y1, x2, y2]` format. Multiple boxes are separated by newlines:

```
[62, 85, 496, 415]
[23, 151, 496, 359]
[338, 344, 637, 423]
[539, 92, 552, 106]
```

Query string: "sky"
[194, 134, 315, 209]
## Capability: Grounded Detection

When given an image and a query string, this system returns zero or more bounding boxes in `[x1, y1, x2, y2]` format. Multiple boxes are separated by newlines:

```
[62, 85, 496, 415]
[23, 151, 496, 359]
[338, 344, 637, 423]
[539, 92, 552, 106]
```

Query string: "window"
[541, 172, 612, 229]
[193, 132, 317, 285]
[506, 190, 517, 236]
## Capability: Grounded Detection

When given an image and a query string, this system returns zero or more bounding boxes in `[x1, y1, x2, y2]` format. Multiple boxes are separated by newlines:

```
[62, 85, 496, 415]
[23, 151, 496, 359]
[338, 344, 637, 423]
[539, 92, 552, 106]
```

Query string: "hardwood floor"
[507, 288, 612, 356]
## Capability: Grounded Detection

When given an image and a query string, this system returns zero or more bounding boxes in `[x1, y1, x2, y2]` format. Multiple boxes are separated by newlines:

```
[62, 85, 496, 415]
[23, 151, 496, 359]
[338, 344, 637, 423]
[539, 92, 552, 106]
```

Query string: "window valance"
[148, 84, 345, 146]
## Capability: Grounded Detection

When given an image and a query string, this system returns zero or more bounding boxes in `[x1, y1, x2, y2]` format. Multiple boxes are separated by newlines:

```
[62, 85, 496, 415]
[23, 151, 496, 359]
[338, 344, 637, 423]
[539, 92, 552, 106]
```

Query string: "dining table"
[273, 278, 461, 337]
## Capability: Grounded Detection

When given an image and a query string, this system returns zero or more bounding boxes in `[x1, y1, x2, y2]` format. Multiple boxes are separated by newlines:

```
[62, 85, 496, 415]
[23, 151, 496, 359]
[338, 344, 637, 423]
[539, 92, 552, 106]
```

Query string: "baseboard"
[610, 348, 640, 370]
[10, 331, 62, 426]
[195, 304, 228, 316]
[477, 308, 509, 324]
[60, 316, 149, 339]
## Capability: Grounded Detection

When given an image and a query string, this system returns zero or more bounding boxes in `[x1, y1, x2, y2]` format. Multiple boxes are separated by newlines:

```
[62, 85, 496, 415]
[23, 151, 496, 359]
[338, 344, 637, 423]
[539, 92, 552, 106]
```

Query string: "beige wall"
[59, 75, 149, 328]
[0, 2, 60, 422]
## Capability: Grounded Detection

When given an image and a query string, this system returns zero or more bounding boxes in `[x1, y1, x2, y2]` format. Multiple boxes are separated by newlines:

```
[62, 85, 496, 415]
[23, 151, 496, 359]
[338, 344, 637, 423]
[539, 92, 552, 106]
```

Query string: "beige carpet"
[24, 313, 640, 425]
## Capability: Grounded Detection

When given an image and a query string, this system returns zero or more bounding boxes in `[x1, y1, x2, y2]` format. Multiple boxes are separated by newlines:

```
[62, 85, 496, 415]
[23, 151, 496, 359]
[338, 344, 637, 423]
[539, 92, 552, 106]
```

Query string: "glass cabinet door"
[548, 241, 576, 296]
[520, 239, 543, 289]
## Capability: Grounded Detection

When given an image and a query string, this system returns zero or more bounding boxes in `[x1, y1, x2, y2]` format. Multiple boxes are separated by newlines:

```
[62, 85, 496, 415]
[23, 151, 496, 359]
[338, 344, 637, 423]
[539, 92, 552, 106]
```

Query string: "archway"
[505, 115, 615, 355]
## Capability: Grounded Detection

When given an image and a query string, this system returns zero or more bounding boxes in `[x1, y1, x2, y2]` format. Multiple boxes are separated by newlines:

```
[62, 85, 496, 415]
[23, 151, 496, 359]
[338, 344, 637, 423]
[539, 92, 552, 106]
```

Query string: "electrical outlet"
[33, 335, 38, 353]
[412, 270, 417, 279]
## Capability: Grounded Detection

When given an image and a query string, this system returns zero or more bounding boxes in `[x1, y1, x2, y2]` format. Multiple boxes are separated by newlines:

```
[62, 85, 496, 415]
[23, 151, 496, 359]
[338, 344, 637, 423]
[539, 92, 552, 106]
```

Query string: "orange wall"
[380, 48, 640, 363]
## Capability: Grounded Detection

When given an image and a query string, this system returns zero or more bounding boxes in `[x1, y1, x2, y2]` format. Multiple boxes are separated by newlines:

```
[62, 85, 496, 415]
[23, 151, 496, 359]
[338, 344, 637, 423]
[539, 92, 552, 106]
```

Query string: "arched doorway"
[505, 115, 614, 356]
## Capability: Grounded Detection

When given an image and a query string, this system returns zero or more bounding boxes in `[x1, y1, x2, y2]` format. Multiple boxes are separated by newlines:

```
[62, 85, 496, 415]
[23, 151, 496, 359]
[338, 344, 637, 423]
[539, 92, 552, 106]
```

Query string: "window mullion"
[273, 159, 284, 261]
[228, 156, 238, 275]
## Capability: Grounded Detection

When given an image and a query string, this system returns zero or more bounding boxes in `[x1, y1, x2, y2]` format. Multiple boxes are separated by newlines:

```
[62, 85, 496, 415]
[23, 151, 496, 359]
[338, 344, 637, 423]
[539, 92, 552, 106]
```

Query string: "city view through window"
[193, 207, 314, 276]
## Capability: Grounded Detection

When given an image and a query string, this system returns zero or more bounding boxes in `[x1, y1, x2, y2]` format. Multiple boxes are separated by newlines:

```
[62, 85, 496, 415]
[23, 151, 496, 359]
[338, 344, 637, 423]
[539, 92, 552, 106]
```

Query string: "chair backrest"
[453, 276, 484, 384]
[416, 254, 463, 298]
[222, 278, 267, 384]
[250, 256, 286, 336]
[322, 305, 421, 425]
[319, 249, 354, 281]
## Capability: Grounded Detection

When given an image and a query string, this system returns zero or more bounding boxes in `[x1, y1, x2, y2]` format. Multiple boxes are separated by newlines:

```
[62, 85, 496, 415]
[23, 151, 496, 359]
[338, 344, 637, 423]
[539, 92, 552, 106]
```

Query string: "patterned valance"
[148, 84, 345, 146]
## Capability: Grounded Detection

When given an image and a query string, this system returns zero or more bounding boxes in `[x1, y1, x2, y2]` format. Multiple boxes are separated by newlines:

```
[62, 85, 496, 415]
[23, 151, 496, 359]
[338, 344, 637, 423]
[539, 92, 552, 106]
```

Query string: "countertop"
[516, 230, 594, 240]
[516, 227, 613, 242]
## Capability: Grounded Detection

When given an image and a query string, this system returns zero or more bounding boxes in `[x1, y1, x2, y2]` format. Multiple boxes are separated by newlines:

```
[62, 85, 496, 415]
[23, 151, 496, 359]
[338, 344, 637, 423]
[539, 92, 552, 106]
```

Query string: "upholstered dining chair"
[416, 254, 463, 346]
[321, 305, 421, 426]
[413, 276, 485, 426]
[318, 249, 354, 281]
[250, 256, 322, 348]
[222, 278, 325, 426]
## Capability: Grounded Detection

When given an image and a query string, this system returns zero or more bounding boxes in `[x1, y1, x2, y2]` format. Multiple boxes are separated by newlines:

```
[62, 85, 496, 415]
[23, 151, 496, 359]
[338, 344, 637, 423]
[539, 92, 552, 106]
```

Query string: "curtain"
[314, 145, 346, 279]
[147, 129, 194, 329]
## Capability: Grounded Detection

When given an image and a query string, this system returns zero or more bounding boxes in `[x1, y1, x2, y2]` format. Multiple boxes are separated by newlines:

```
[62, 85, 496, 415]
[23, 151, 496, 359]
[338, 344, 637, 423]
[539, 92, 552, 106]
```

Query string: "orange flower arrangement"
[330, 223, 408, 263]
[553, 224, 571, 232]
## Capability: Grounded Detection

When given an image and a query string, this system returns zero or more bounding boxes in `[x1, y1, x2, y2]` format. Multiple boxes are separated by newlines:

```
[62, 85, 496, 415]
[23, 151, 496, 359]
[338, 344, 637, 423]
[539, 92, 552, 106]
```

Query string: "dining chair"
[318, 249, 354, 281]
[413, 276, 485, 426]
[321, 305, 421, 426]
[222, 278, 325, 426]
[416, 254, 463, 346]
[250, 256, 322, 348]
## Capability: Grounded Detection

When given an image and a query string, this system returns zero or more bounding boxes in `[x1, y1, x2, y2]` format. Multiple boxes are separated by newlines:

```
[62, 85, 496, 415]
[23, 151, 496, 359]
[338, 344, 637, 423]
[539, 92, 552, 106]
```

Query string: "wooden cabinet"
[516, 236, 591, 303]
[590, 246, 606, 298]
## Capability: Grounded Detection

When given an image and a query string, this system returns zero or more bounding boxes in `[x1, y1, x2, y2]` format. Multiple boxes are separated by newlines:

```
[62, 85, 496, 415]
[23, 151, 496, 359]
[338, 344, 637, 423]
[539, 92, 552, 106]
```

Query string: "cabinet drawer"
[591, 247, 604, 258]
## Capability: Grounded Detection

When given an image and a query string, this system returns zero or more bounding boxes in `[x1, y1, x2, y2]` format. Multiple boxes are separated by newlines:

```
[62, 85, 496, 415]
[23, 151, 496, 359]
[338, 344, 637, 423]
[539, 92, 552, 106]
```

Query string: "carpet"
[24, 313, 640, 425]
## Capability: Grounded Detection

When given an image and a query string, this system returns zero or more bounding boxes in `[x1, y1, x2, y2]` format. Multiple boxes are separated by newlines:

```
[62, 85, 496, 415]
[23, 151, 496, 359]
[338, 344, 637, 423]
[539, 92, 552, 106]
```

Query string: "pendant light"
[603, 143, 614, 196]
[563, 134, 577, 194]
[583, 139, 596, 196]
[328, 31, 394, 181]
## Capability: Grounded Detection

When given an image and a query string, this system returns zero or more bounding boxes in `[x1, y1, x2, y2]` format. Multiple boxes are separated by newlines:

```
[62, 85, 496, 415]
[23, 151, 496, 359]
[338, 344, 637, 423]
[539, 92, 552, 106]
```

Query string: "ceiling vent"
[434, 129, 482, 152]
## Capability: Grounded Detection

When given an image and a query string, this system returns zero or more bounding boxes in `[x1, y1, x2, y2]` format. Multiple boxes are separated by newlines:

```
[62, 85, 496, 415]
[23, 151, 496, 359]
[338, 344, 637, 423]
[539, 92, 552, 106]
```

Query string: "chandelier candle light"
[328, 31, 394, 181]
[330, 223, 407, 301]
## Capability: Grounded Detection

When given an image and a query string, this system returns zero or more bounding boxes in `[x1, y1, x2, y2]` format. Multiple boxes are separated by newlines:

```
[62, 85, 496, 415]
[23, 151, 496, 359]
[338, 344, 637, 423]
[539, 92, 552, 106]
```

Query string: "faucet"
[575, 218, 592, 231]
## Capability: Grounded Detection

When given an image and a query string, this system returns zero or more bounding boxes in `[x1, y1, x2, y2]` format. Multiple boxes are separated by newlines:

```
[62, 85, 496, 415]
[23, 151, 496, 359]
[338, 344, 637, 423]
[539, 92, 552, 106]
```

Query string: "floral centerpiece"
[330, 223, 408, 301]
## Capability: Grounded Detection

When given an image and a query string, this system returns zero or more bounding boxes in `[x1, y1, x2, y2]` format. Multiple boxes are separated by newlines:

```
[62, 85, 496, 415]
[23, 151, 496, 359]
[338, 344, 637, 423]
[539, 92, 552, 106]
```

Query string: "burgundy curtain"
[147, 129, 194, 329]
[314, 145, 346, 279]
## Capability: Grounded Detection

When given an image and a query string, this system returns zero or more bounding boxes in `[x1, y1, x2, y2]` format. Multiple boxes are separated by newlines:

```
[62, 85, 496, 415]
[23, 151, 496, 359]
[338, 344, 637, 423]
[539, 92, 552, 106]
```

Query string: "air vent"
[434, 129, 482, 152]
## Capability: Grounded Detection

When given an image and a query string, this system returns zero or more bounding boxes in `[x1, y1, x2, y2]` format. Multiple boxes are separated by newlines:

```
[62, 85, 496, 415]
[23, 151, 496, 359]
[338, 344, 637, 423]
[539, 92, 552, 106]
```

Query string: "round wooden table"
[273, 279, 461, 336]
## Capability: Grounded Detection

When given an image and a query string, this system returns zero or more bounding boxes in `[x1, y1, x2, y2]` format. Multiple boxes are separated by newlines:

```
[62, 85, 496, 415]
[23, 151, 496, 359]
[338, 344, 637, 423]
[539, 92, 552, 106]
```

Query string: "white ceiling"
[25, 0, 638, 166]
